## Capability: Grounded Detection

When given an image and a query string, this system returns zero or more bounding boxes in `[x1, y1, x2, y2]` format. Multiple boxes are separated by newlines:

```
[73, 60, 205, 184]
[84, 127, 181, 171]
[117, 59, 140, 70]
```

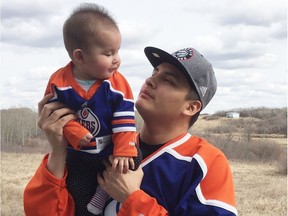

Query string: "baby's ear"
[72, 49, 84, 63]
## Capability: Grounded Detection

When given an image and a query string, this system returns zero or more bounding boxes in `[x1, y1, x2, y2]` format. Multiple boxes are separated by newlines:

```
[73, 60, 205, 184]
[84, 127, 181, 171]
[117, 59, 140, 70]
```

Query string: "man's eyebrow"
[162, 70, 180, 80]
[155, 66, 178, 76]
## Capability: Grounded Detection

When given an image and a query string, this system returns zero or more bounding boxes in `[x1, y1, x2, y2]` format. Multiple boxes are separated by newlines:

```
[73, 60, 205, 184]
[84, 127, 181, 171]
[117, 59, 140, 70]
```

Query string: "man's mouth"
[139, 88, 153, 99]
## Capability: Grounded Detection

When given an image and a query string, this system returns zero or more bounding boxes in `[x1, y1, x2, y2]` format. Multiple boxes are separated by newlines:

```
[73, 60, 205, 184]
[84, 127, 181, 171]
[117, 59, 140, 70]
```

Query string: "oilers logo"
[173, 48, 193, 61]
[78, 107, 101, 137]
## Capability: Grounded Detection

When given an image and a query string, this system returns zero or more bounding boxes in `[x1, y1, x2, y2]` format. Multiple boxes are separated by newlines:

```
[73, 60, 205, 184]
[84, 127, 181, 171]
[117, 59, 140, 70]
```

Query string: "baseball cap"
[144, 46, 217, 111]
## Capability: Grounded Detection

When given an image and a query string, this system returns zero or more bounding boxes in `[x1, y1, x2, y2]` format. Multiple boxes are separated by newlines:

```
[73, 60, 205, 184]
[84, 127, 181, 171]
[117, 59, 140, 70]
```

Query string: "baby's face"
[75, 28, 122, 80]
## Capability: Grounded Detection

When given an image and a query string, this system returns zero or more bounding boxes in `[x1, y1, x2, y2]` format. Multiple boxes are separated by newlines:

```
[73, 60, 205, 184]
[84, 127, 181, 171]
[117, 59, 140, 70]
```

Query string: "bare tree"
[1, 108, 39, 147]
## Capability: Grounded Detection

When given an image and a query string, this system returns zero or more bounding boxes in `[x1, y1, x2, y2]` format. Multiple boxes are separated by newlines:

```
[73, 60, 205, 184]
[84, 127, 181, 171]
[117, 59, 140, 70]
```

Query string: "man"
[24, 46, 238, 216]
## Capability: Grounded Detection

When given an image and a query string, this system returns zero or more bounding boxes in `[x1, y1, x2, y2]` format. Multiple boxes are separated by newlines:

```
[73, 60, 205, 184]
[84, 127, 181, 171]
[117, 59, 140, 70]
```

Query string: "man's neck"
[139, 123, 188, 145]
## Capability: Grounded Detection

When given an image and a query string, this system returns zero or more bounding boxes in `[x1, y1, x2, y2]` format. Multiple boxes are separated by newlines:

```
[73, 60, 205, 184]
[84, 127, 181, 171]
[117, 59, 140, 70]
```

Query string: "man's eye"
[164, 78, 176, 85]
[164, 80, 171, 84]
[164, 78, 172, 82]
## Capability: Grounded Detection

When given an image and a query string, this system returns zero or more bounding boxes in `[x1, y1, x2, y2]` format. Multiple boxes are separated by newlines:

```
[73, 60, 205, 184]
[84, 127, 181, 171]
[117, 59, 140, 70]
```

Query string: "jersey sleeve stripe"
[193, 154, 208, 177]
[112, 119, 135, 125]
[113, 111, 135, 117]
[112, 127, 136, 133]
[196, 186, 238, 215]
[194, 154, 238, 215]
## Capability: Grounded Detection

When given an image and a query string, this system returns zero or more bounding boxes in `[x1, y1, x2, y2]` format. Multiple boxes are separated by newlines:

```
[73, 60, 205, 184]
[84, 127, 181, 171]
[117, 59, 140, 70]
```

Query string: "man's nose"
[145, 76, 156, 88]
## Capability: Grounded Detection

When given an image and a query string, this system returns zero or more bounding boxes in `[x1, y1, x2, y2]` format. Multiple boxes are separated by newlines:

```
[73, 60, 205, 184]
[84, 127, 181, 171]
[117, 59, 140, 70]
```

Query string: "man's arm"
[24, 95, 77, 215]
[24, 155, 75, 216]
[118, 190, 169, 216]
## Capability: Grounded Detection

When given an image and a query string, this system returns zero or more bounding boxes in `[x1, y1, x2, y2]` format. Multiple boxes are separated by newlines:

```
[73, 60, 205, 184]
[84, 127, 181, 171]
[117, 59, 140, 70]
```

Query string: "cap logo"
[199, 86, 208, 97]
[173, 48, 193, 61]
[152, 52, 160, 58]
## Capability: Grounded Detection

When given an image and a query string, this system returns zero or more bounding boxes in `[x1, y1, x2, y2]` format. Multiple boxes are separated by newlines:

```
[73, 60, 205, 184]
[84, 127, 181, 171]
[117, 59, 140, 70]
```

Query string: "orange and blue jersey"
[104, 133, 238, 216]
[24, 132, 238, 216]
[45, 62, 137, 157]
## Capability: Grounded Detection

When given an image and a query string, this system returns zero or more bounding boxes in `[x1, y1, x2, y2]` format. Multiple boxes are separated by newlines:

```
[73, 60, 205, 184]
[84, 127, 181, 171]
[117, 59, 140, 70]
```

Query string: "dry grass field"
[231, 161, 287, 215]
[1, 153, 44, 216]
[1, 152, 287, 216]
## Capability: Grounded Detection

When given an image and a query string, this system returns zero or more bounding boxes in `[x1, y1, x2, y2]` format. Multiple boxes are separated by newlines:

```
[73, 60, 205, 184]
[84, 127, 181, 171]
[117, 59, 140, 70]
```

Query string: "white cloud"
[1, 4, 65, 47]
[214, 0, 286, 26]
[119, 21, 156, 49]
[1, 0, 286, 113]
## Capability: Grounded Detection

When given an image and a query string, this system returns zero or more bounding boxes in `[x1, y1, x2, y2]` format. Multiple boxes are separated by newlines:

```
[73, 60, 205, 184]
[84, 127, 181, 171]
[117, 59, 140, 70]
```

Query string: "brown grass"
[193, 116, 287, 145]
[1, 152, 44, 216]
[230, 161, 287, 215]
[1, 152, 287, 216]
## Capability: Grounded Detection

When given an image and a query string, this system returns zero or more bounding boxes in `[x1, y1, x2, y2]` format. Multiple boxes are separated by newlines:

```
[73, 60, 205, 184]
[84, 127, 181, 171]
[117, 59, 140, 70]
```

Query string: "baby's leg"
[87, 145, 142, 215]
[87, 186, 110, 215]
[66, 150, 100, 215]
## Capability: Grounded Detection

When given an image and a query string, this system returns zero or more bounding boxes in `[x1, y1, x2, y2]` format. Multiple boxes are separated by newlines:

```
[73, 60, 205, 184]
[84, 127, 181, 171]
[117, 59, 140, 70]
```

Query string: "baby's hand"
[112, 156, 135, 174]
[79, 133, 93, 146]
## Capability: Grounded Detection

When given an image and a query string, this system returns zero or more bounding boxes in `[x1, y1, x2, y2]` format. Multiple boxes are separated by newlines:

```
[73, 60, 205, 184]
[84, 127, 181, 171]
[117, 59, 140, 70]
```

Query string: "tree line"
[1, 108, 40, 146]
[1, 107, 287, 151]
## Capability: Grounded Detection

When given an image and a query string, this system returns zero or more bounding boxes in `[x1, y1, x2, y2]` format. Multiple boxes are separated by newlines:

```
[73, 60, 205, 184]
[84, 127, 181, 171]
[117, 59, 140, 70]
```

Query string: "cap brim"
[144, 46, 196, 91]
[144, 46, 183, 70]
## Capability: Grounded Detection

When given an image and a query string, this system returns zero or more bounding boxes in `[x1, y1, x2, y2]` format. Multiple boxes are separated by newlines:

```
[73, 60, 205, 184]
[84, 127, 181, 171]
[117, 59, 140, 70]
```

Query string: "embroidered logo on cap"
[199, 86, 208, 97]
[173, 48, 193, 61]
[152, 52, 160, 58]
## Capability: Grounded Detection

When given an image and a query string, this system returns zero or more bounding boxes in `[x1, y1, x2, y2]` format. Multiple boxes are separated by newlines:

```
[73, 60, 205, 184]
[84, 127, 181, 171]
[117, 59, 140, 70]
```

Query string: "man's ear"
[72, 49, 84, 64]
[183, 100, 202, 116]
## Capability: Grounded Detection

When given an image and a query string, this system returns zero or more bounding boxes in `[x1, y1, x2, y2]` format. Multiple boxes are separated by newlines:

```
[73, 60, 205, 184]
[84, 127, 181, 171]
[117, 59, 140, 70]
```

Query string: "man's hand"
[38, 94, 76, 178]
[97, 155, 144, 203]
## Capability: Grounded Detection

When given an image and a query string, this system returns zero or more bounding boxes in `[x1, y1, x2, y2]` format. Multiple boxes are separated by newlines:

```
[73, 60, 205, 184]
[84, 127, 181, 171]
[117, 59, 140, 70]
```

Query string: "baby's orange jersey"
[45, 62, 137, 157]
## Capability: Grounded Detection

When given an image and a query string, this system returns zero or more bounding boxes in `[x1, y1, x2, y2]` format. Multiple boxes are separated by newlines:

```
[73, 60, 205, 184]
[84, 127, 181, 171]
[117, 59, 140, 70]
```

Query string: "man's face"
[136, 62, 192, 122]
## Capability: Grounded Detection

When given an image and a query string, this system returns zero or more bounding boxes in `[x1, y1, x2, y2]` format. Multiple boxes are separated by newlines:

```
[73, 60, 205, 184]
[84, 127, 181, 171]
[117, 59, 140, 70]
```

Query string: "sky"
[1, 0, 287, 114]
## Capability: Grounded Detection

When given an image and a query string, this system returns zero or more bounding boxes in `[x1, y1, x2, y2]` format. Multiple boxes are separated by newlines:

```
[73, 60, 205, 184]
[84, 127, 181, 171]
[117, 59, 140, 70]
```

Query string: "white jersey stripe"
[113, 111, 135, 117]
[142, 133, 191, 167]
[112, 127, 136, 133]
[196, 186, 238, 215]
[104, 80, 134, 103]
